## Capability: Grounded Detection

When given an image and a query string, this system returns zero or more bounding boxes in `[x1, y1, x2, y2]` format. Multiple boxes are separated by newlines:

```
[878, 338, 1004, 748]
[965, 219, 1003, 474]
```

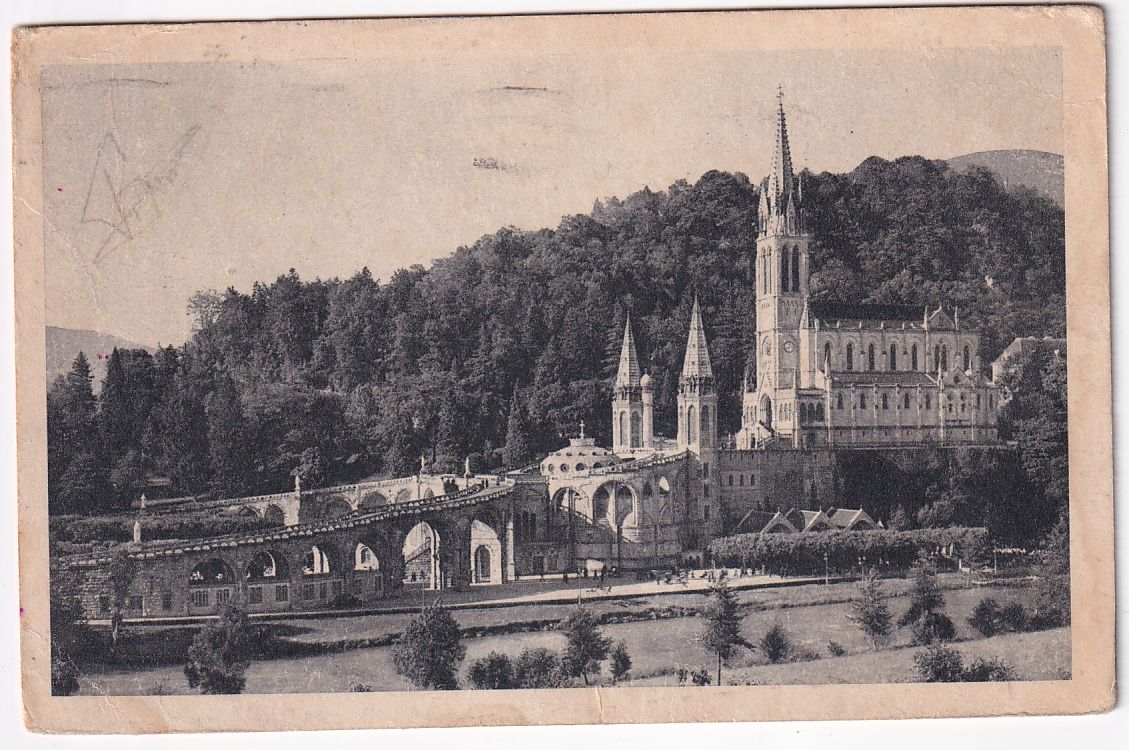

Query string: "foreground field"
[77, 580, 1067, 695]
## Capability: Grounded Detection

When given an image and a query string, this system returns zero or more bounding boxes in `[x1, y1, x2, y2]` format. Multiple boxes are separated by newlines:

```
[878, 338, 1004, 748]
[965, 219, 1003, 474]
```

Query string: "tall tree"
[559, 606, 611, 686]
[502, 391, 535, 468]
[392, 602, 466, 690]
[700, 580, 751, 685]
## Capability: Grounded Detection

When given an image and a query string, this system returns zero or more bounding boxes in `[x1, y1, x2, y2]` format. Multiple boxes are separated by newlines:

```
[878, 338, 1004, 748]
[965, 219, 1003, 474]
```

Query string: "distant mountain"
[46, 326, 150, 390]
[947, 149, 1064, 207]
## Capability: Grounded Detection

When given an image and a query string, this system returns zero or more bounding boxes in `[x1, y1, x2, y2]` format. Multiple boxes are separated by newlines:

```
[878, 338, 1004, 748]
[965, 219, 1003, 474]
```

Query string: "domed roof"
[540, 437, 623, 476]
[640, 373, 653, 387]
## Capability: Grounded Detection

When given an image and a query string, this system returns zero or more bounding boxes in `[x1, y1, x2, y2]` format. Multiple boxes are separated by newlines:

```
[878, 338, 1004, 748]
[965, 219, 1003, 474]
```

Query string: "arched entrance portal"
[470, 519, 502, 585]
[760, 395, 774, 429]
[402, 522, 440, 590]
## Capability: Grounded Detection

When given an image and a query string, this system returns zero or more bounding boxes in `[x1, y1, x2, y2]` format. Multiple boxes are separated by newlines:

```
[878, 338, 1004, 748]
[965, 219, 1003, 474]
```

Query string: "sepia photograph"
[12, 6, 1112, 732]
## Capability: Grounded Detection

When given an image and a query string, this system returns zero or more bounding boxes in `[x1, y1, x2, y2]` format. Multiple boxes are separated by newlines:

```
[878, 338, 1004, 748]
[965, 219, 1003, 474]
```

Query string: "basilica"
[532, 91, 1002, 568]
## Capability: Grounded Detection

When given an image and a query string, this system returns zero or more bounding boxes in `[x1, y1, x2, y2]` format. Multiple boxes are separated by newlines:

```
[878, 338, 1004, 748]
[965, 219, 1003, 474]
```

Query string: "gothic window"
[925, 393, 932, 410]
[889, 343, 898, 371]
[859, 393, 866, 409]
[781, 247, 790, 292]
[687, 405, 697, 443]
[791, 247, 801, 292]
[836, 393, 843, 409]
[963, 345, 971, 372]
[941, 345, 949, 372]
[702, 405, 711, 438]
[728, 474, 734, 486]
[630, 412, 642, 448]
[904, 393, 911, 409]
[846, 343, 854, 371]
[618, 412, 626, 446]
[739, 474, 745, 486]
[763, 255, 770, 294]
[816, 403, 824, 420]
[934, 345, 941, 371]
[824, 342, 832, 369]
[976, 393, 982, 409]
[912, 344, 919, 371]
[882, 393, 889, 410]
[867, 344, 876, 371]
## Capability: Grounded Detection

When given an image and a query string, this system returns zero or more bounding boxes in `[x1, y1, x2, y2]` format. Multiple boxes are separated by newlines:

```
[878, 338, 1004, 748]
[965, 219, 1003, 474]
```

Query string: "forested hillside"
[47, 156, 1066, 519]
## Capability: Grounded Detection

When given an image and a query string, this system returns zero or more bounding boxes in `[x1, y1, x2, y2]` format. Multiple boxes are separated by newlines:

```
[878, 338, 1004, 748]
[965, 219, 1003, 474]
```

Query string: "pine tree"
[205, 379, 255, 498]
[848, 569, 893, 650]
[700, 580, 751, 685]
[609, 641, 632, 684]
[184, 603, 251, 694]
[502, 391, 534, 468]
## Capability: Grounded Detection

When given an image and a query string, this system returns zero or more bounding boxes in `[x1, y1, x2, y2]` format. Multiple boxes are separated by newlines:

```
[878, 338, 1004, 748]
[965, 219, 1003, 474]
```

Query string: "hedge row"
[709, 528, 991, 576]
[51, 510, 282, 544]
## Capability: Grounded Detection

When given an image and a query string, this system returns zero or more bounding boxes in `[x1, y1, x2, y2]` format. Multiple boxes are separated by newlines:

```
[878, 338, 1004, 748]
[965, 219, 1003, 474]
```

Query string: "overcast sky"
[41, 45, 1062, 346]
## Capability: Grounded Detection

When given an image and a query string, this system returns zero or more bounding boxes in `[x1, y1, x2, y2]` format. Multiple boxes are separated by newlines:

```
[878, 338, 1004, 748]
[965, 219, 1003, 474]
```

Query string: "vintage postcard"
[13, 6, 1112, 733]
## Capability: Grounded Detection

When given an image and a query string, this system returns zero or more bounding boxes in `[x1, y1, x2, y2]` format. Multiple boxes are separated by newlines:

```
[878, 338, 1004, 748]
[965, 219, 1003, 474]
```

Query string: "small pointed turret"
[615, 316, 641, 388]
[680, 297, 714, 380]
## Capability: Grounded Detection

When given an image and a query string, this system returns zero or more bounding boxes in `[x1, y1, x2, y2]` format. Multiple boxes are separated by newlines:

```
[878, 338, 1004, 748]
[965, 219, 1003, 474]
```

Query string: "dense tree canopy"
[46, 157, 1066, 524]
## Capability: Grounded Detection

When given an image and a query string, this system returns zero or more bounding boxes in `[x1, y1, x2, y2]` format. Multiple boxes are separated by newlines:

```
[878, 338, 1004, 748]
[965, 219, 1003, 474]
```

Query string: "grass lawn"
[77, 578, 1064, 695]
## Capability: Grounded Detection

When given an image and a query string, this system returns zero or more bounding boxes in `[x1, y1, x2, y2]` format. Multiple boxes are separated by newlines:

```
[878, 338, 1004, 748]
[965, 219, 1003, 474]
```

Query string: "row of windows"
[834, 392, 995, 411]
[762, 246, 803, 295]
[827, 342, 973, 373]
[726, 473, 757, 487]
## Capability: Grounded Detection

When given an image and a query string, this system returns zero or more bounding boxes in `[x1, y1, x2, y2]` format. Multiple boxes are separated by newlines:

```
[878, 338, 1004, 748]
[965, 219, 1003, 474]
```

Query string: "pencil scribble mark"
[81, 125, 202, 265]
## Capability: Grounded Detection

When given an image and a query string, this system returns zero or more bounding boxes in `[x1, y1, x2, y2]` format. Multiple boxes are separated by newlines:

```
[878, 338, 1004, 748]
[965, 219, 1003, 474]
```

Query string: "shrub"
[848, 569, 893, 650]
[963, 657, 1016, 682]
[468, 651, 515, 690]
[350, 683, 374, 692]
[675, 666, 689, 686]
[827, 640, 846, 657]
[760, 623, 793, 664]
[514, 647, 565, 689]
[609, 641, 632, 684]
[998, 602, 1029, 633]
[968, 596, 1002, 637]
[392, 602, 465, 690]
[914, 643, 965, 682]
[690, 667, 712, 686]
[911, 612, 956, 646]
[184, 604, 251, 694]
[329, 593, 363, 609]
[709, 528, 991, 576]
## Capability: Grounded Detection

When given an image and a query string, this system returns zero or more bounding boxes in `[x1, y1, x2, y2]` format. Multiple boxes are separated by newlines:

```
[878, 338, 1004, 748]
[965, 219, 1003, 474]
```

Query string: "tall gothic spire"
[680, 297, 714, 380]
[767, 85, 795, 206]
[615, 315, 641, 388]
[759, 87, 803, 237]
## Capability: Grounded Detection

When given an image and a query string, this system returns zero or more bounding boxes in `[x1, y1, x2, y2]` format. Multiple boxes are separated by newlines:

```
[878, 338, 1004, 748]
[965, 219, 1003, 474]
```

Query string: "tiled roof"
[831, 371, 937, 386]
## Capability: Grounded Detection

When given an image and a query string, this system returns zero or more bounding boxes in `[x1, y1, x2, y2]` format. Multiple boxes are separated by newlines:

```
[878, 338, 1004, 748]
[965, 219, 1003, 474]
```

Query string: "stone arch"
[237, 506, 261, 518]
[322, 496, 352, 519]
[245, 550, 289, 581]
[189, 558, 236, 586]
[358, 491, 389, 511]
[301, 542, 339, 576]
[403, 521, 440, 589]
[263, 504, 286, 526]
[470, 519, 502, 584]
[394, 487, 414, 504]
[353, 542, 381, 571]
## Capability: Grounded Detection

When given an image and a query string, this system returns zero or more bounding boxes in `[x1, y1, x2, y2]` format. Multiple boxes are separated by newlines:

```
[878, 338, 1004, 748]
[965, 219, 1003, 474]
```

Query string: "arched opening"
[618, 411, 627, 446]
[701, 404, 710, 442]
[889, 343, 898, 371]
[781, 246, 790, 292]
[358, 491, 388, 511]
[302, 543, 337, 576]
[394, 488, 414, 504]
[823, 342, 832, 370]
[613, 484, 635, 527]
[423, 488, 435, 499]
[941, 345, 949, 372]
[687, 405, 697, 443]
[246, 551, 289, 581]
[846, 343, 854, 371]
[963, 345, 971, 372]
[912, 344, 919, 371]
[791, 247, 801, 292]
[263, 504, 285, 526]
[867, 343, 876, 371]
[322, 496, 352, 519]
[190, 559, 235, 585]
[403, 522, 439, 590]
[630, 411, 642, 448]
[592, 485, 611, 524]
[474, 545, 492, 582]
[354, 543, 380, 571]
[759, 395, 773, 429]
